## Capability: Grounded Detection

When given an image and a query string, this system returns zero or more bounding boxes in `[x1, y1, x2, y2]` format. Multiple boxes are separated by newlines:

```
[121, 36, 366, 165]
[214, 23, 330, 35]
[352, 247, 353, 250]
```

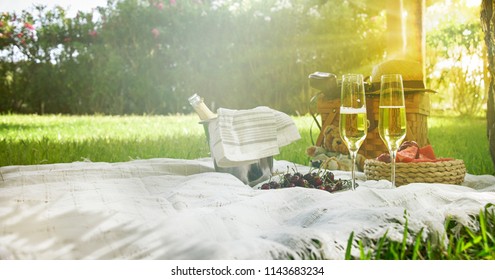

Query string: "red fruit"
[396, 146, 419, 162]
[376, 153, 391, 163]
[411, 157, 453, 163]
[296, 178, 308, 187]
[294, 172, 304, 178]
[322, 172, 335, 183]
[314, 178, 323, 186]
[419, 145, 436, 160]
[290, 175, 300, 184]
[399, 141, 420, 152]
[324, 185, 334, 192]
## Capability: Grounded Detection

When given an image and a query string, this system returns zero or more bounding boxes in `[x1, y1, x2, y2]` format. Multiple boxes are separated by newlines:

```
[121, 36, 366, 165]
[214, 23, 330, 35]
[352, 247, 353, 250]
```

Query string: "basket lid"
[367, 59, 437, 94]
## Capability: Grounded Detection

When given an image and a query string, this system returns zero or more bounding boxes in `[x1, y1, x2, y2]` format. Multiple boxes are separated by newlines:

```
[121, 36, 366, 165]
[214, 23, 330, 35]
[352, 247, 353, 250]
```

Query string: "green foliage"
[426, 0, 485, 116]
[0, 0, 487, 117]
[0, 4, 102, 114]
[0, 0, 386, 115]
[346, 204, 495, 260]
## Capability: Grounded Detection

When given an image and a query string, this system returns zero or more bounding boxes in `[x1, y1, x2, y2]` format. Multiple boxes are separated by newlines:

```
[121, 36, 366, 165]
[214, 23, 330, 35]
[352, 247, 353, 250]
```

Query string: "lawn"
[0, 114, 211, 166]
[0, 114, 493, 175]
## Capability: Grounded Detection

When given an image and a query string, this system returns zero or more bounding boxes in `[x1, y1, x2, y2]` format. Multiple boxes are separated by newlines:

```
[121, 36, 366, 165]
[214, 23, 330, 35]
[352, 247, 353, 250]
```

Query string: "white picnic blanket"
[0, 158, 494, 260]
[209, 107, 300, 167]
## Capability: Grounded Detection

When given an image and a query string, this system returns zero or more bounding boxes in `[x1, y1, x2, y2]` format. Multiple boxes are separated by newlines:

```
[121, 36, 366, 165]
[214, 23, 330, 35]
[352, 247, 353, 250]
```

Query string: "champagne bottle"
[188, 94, 217, 120]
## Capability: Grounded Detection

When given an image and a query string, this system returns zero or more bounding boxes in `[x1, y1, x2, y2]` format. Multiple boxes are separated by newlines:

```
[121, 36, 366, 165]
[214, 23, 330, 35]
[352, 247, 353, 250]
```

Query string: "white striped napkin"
[208, 106, 301, 168]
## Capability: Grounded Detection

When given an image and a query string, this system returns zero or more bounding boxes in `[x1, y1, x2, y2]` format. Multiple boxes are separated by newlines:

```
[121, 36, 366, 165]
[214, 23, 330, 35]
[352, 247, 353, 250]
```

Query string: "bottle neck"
[188, 94, 216, 120]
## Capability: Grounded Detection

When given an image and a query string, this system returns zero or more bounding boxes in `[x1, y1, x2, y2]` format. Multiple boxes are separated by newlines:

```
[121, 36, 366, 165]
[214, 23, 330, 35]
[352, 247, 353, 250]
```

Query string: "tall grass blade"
[400, 210, 409, 260]
[345, 231, 355, 260]
[478, 209, 489, 253]
[412, 228, 424, 260]
[374, 230, 389, 260]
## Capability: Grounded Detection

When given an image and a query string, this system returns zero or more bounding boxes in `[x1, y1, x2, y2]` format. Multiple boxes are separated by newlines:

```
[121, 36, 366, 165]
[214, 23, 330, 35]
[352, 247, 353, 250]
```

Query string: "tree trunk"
[385, 0, 425, 77]
[403, 0, 425, 76]
[386, 0, 405, 57]
[480, 0, 495, 168]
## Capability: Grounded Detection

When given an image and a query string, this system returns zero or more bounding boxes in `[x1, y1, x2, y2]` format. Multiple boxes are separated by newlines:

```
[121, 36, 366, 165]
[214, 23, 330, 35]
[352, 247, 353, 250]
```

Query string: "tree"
[481, 0, 495, 168]
[425, 0, 485, 116]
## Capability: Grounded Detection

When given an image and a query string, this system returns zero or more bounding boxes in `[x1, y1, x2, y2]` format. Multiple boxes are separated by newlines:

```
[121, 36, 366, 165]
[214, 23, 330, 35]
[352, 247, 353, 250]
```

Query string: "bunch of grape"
[260, 169, 354, 193]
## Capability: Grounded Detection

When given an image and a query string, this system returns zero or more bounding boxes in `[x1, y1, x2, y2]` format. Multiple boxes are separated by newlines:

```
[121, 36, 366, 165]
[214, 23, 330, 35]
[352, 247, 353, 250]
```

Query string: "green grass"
[345, 204, 495, 260]
[2, 114, 491, 174]
[0, 114, 211, 166]
[428, 116, 494, 175]
[0, 113, 494, 260]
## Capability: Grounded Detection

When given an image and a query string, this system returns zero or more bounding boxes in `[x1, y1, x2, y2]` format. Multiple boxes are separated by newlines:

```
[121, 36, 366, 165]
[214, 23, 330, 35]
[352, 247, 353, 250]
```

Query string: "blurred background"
[0, 0, 485, 116]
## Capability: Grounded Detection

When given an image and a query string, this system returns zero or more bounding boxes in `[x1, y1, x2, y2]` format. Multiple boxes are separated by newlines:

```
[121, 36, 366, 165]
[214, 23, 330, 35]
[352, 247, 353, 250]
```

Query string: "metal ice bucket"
[200, 118, 273, 186]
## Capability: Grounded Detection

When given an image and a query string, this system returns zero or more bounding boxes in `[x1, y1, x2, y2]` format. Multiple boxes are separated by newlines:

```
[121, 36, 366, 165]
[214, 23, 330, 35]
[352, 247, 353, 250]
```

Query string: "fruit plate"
[253, 169, 355, 193]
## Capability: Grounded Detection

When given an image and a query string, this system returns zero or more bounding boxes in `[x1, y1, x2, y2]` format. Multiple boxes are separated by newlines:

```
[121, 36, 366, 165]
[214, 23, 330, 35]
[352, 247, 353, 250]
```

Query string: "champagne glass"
[378, 74, 407, 188]
[339, 74, 368, 191]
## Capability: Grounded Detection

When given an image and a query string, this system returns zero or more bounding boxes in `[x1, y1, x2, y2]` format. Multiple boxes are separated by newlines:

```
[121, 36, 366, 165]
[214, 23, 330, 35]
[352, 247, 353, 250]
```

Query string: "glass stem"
[390, 149, 397, 188]
[350, 150, 357, 191]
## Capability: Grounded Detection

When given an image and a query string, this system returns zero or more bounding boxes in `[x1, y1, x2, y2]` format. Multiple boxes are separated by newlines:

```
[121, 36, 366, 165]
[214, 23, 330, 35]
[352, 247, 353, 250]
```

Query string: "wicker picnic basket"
[314, 59, 434, 159]
[316, 92, 430, 159]
[364, 159, 466, 186]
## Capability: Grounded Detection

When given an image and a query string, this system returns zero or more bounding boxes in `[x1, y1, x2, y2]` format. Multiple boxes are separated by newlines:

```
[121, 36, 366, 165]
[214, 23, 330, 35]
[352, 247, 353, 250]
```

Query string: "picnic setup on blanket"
[1, 60, 495, 260]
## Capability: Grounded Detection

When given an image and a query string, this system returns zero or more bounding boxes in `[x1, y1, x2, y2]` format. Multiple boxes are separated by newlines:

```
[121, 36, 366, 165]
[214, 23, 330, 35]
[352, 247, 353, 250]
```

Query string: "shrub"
[425, 1, 485, 116]
[1, 0, 386, 115]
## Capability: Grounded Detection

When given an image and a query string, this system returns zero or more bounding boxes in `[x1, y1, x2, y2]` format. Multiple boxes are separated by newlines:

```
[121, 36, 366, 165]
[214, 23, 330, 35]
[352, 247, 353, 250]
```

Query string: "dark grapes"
[259, 168, 355, 193]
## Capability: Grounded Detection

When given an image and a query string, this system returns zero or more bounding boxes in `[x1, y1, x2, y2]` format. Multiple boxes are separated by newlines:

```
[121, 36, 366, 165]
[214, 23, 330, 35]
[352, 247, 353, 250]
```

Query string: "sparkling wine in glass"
[378, 74, 407, 188]
[339, 74, 368, 191]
